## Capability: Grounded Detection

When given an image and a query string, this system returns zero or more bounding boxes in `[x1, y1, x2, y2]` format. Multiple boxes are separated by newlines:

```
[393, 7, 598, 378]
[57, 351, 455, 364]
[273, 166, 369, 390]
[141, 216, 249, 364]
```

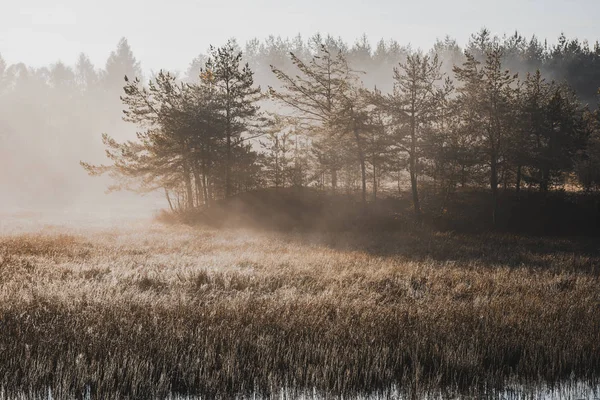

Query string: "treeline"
[79, 30, 600, 225]
[1, 30, 599, 218]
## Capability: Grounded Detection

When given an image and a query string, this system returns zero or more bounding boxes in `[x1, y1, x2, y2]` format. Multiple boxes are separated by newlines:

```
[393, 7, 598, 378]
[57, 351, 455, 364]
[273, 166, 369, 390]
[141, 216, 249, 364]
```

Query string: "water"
[2, 381, 598, 400]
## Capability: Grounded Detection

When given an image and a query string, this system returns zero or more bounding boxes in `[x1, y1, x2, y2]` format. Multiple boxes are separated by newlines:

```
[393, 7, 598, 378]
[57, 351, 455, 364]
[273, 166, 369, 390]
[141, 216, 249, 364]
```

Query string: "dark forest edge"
[155, 187, 600, 236]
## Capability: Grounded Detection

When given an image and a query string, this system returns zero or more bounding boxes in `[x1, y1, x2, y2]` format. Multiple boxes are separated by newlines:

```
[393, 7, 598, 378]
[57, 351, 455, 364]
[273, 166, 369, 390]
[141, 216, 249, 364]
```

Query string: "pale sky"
[0, 0, 599, 74]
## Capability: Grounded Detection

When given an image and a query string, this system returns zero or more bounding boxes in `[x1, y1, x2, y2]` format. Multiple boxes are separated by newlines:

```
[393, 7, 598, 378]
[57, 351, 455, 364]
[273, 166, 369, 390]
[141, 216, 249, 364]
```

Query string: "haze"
[1, 0, 599, 73]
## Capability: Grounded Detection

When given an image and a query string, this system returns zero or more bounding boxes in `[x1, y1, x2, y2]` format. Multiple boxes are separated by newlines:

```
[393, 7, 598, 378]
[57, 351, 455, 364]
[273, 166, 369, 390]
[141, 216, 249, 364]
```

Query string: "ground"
[0, 209, 599, 398]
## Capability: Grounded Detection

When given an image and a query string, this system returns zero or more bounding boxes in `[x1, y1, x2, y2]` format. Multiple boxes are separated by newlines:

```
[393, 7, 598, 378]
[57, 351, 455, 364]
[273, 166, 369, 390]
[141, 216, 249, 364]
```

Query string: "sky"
[0, 0, 599, 74]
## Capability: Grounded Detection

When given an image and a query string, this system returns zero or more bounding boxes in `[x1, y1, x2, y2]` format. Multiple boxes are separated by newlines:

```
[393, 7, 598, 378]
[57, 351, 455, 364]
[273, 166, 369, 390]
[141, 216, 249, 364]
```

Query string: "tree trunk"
[225, 81, 232, 198]
[372, 163, 377, 202]
[359, 157, 367, 206]
[202, 173, 209, 207]
[182, 153, 195, 210]
[226, 130, 232, 197]
[409, 156, 421, 220]
[353, 125, 367, 207]
[490, 153, 499, 226]
[397, 171, 402, 195]
[275, 138, 280, 189]
[164, 188, 174, 212]
[201, 155, 210, 207]
[409, 108, 421, 220]
[331, 169, 337, 192]
[193, 163, 202, 207]
[207, 177, 213, 205]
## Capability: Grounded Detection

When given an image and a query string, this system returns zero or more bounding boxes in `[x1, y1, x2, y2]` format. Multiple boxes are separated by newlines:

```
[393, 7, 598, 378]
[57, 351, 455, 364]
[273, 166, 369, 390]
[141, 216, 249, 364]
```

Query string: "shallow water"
[3, 381, 598, 400]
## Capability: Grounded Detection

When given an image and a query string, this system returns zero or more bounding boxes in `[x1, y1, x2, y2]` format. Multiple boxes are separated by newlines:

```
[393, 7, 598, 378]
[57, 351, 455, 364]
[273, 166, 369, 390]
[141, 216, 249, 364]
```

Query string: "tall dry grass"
[0, 222, 599, 398]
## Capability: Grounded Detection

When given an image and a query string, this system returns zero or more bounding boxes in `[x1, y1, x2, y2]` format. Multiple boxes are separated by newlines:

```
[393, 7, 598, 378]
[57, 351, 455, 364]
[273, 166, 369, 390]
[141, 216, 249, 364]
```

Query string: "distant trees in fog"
[0, 38, 142, 206]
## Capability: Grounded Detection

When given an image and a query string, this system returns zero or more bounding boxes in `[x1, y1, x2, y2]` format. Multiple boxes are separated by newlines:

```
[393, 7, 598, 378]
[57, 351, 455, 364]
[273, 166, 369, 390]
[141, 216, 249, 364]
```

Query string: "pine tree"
[204, 40, 262, 197]
[184, 54, 209, 84]
[335, 83, 372, 206]
[513, 70, 552, 191]
[466, 28, 494, 61]
[75, 53, 98, 90]
[270, 45, 354, 193]
[385, 52, 445, 219]
[364, 100, 392, 201]
[539, 85, 586, 190]
[259, 116, 295, 189]
[511, 71, 587, 191]
[420, 76, 458, 194]
[0, 53, 7, 94]
[454, 45, 517, 225]
[82, 72, 205, 210]
[49, 62, 76, 91]
[576, 95, 600, 191]
[104, 38, 142, 91]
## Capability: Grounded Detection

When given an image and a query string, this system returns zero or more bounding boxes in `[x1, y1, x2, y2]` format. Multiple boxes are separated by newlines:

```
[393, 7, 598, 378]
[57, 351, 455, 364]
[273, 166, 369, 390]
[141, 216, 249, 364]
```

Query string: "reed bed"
[0, 222, 599, 398]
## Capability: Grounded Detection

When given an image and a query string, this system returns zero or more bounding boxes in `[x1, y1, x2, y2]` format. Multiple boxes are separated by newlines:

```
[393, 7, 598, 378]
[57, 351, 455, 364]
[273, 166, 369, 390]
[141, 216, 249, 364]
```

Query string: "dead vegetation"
[0, 221, 599, 398]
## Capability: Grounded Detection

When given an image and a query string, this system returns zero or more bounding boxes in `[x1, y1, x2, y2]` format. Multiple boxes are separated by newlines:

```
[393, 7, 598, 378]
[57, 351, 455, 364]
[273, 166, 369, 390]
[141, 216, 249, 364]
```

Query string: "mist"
[0, 39, 163, 220]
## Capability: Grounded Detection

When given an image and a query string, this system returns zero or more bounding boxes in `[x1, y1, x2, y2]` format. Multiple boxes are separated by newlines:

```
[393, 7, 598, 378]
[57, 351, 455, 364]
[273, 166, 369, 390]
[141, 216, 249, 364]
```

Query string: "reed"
[0, 223, 599, 398]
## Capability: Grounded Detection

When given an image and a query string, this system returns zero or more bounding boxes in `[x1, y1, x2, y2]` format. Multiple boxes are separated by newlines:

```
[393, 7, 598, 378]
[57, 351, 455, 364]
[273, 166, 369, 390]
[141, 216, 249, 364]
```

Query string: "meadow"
[0, 208, 599, 399]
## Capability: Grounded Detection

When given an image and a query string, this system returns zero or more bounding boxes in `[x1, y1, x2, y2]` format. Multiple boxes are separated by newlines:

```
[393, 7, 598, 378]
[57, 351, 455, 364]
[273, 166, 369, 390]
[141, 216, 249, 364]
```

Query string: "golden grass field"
[0, 211, 599, 398]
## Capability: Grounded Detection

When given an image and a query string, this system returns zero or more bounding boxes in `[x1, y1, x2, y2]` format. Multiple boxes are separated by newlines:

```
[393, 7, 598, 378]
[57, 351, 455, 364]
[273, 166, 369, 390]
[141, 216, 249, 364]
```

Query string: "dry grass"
[0, 221, 599, 398]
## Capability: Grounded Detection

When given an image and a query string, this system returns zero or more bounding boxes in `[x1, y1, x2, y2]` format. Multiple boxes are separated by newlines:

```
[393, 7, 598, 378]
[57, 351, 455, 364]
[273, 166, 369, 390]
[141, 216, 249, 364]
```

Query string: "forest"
[1, 29, 600, 231]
